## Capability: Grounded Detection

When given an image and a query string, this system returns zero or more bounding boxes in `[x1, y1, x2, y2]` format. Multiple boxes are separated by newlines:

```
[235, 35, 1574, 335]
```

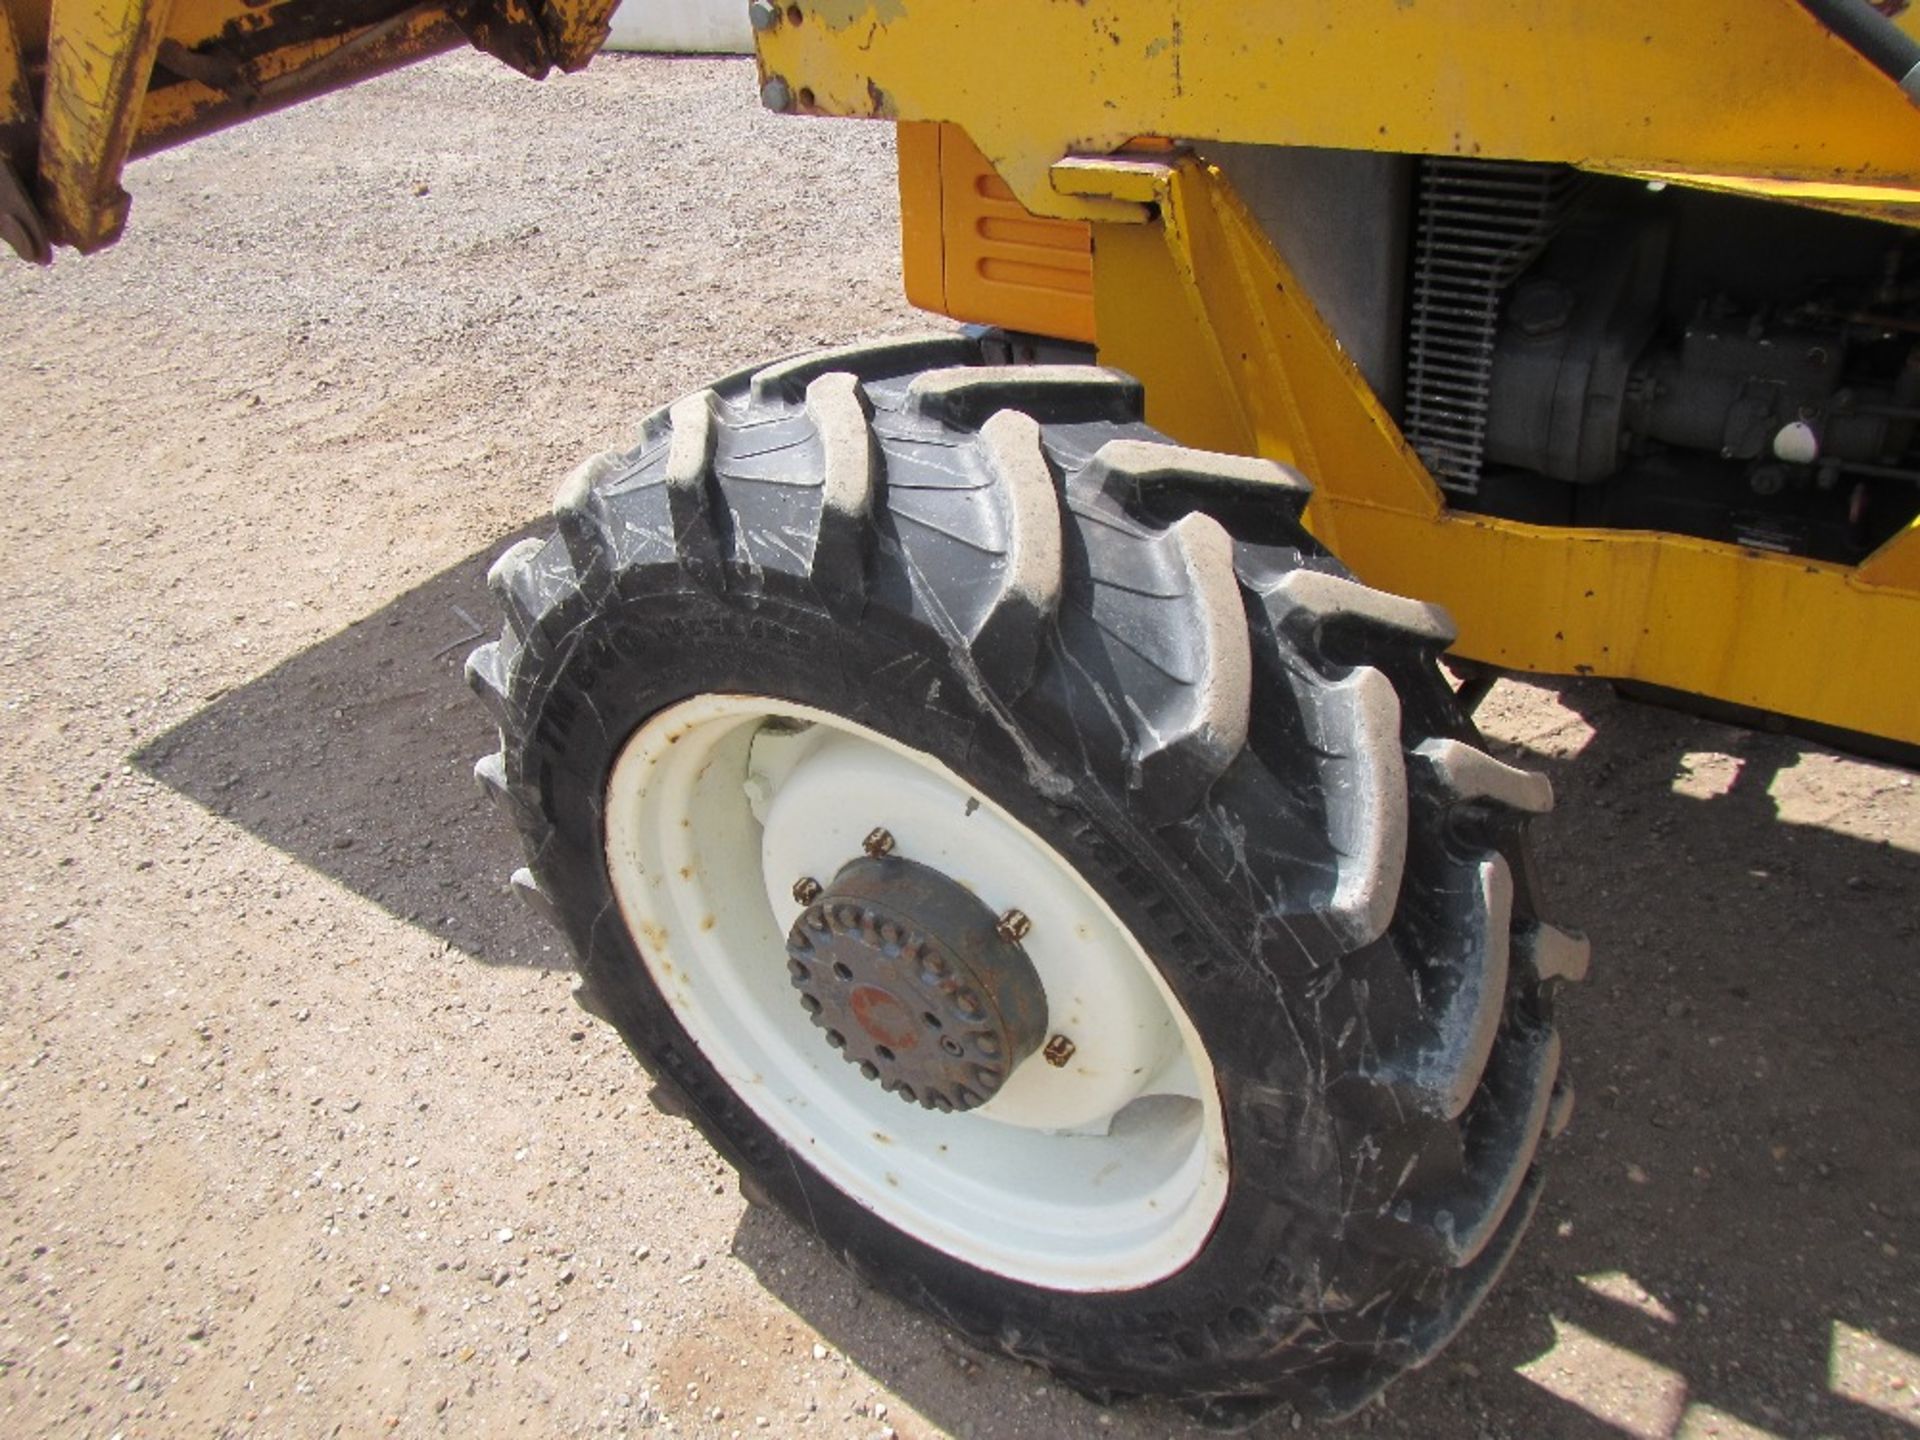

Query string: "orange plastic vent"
[898, 122, 1096, 345]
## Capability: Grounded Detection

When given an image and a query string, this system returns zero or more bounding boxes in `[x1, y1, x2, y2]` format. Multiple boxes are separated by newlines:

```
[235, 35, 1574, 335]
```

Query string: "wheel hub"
[785, 855, 1048, 1112]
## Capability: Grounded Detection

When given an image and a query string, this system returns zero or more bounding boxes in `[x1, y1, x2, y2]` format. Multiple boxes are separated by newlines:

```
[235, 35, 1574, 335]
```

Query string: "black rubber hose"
[1800, 0, 1920, 96]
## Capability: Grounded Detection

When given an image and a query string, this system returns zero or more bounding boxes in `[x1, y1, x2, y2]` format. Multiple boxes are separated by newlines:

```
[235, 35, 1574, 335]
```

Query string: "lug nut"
[996, 908, 1031, 943]
[747, 0, 779, 29]
[862, 827, 895, 858]
[1043, 1034, 1076, 1068]
[791, 876, 822, 905]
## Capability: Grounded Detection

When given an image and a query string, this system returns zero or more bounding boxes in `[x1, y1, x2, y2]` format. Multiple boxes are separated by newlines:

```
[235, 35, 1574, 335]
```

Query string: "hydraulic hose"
[1800, 0, 1920, 99]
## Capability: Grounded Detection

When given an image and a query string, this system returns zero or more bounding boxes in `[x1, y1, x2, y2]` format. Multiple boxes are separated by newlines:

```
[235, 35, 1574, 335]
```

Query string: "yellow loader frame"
[6, 0, 1919, 745]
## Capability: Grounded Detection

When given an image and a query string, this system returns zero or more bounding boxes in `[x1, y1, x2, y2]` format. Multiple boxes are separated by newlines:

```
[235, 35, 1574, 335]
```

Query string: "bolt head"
[995, 908, 1031, 943]
[1042, 1034, 1076, 1068]
[759, 75, 794, 112]
[791, 876, 822, 905]
[862, 827, 895, 858]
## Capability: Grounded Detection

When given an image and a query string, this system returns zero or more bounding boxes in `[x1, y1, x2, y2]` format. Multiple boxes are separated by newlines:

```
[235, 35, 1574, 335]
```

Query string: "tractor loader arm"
[0, 0, 621, 262]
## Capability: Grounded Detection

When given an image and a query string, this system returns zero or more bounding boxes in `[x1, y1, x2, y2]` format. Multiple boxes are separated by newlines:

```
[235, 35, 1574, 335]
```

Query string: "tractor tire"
[467, 336, 1586, 1420]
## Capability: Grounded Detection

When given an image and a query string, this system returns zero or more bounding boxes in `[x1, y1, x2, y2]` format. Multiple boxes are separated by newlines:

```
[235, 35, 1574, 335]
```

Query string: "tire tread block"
[1515, 920, 1591, 984]
[464, 640, 513, 725]
[966, 409, 1063, 697]
[906, 364, 1144, 428]
[1371, 856, 1514, 1121]
[802, 371, 878, 619]
[509, 866, 558, 928]
[473, 750, 541, 831]
[1288, 664, 1407, 950]
[1414, 736, 1554, 816]
[1371, 1026, 1560, 1269]
[1084, 436, 1313, 527]
[1253, 567, 1457, 656]
[749, 333, 982, 405]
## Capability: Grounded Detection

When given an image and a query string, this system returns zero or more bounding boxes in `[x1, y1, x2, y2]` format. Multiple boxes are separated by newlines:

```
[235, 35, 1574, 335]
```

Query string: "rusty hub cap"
[785, 855, 1048, 1112]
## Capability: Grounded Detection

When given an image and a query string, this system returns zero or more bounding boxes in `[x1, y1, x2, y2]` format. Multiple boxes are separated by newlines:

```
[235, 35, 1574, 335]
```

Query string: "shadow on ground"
[135, 524, 564, 971]
[137, 539, 1920, 1438]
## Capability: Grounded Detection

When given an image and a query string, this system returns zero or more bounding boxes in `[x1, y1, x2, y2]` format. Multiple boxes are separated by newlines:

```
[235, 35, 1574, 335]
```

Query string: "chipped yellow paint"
[809, 0, 906, 30]
[537, 0, 617, 68]
[1073, 154, 1920, 746]
[10, 0, 615, 258]
[132, 4, 467, 155]
[0, 3, 33, 152]
[764, 0, 1920, 224]
[38, 0, 175, 250]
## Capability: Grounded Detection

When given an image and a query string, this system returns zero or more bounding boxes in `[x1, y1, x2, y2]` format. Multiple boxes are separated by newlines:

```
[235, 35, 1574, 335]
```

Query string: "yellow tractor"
[8, 0, 1918, 1422]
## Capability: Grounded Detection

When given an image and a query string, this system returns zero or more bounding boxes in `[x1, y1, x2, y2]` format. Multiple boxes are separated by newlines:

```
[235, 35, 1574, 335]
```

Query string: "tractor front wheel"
[468, 336, 1586, 1419]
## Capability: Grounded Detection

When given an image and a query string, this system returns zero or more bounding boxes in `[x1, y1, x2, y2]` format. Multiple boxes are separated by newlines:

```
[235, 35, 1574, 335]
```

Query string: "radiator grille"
[1403, 159, 1580, 493]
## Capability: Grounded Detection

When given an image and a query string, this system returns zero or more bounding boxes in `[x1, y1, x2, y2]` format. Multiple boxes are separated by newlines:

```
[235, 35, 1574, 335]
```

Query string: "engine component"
[1482, 216, 1668, 484]
[1411, 168, 1920, 561]
[1621, 313, 1920, 492]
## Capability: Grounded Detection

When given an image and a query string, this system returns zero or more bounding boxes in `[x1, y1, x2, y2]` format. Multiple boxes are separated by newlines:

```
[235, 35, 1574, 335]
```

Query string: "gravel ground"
[1, 51, 1917, 1440]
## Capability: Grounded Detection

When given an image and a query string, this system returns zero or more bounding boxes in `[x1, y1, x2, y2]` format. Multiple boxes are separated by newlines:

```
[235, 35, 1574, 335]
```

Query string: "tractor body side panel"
[762, 0, 1920, 224]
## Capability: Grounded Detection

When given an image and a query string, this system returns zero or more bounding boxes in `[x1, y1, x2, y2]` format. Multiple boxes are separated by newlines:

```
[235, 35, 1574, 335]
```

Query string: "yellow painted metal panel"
[539, 0, 615, 68]
[0, 1, 32, 156]
[1859, 515, 1920, 591]
[38, 0, 175, 251]
[762, 1, 1920, 223]
[1090, 217, 1249, 457]
[0, 2, 28, 126]
[131, 5, 465, 155]
[1075, 154, 1920, 746]
[1335, 506, 1920, 748]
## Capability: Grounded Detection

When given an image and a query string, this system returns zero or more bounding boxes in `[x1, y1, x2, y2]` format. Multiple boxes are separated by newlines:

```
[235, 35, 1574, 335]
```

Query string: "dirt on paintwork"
[0, 49, 1916, 1440]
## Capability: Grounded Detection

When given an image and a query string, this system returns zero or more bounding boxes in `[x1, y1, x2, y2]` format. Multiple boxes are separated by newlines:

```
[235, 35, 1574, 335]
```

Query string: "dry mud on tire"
[0, 51, 1915, 1440]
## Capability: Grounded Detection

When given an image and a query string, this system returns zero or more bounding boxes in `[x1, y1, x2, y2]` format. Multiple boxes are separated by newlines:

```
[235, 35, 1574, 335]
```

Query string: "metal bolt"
[1042, 1034, 1076, 1068]
[747, 0, 780, 29]
[862, 827, 895, 858]
[759, 75, 794, 112]
[995, 908, 1032, 944]
[791, 876, 822, 905]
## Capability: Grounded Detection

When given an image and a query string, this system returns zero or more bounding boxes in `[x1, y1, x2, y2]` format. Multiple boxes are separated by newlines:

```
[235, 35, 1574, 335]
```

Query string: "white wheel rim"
[603, 694, 1231, 1291]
